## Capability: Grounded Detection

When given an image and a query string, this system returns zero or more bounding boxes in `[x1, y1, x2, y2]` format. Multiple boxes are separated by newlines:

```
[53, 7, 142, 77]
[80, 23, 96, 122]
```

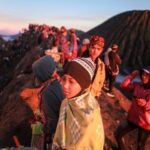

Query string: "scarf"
[52, 91, 104, 150]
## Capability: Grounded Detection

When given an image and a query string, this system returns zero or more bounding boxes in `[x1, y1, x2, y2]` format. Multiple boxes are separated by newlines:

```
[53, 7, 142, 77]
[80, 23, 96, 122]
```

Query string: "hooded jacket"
[121, 75, 150, 130]
[41, 79, 64, 136]
[32, 56, 65, 138]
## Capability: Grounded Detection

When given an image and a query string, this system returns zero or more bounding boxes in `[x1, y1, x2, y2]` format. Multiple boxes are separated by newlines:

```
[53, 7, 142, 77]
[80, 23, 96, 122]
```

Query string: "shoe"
[106, 92, 115, 98]
[103, 86, 110, 92]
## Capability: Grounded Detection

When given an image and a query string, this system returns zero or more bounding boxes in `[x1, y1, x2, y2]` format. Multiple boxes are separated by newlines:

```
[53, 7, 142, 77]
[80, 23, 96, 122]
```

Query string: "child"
[52, 57, 105, 150]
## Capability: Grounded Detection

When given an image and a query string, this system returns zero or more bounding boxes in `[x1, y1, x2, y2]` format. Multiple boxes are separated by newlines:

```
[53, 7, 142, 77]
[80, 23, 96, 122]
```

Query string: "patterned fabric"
[90, 35, 105, 48]
[52, 91, 104, 150]
[69, 118, 81, 144]
[73, 58, 95, 80]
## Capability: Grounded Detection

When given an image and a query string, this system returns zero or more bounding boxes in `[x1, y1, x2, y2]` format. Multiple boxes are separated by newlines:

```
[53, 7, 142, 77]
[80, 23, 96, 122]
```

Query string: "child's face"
[61, 74, 82, 99]
[141, 72, 150, 84]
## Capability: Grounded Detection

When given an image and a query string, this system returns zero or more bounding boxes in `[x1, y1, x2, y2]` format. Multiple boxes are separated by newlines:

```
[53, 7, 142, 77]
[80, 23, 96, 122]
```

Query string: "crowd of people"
[0, 24, 150, 150]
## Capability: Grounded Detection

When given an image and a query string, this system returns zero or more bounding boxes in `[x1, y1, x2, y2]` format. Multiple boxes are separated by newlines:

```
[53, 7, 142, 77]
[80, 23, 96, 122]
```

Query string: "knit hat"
[32, 55, 56, 82]
[63, 57, 96, 90]
[90, 35, 105, 48]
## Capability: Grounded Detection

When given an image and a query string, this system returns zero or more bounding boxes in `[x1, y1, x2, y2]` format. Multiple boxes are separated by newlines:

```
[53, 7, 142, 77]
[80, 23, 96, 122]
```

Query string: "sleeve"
[115, 54, 122, 65]
[144, 100, 150, 111]
[104, 48, 111, 66]
[43, 90, 61, 118]
[144, 97, 150, 125]
[120, 75, 135, 91]
[144, 94, 150, 111]
[42, 89, 62, 135]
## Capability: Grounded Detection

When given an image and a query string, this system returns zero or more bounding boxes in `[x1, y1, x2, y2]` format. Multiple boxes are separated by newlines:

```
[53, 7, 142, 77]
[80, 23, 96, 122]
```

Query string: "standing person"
[52, 57, 105, 150]
[104, 44, 122, 97]
[56, 26, 69, 65]
[67, 28, 78, 60]
[77, 38, 90, 57]
[88, 35, 106, 98]
[115, 67, 150, 150]
[31, 55, 65, 150]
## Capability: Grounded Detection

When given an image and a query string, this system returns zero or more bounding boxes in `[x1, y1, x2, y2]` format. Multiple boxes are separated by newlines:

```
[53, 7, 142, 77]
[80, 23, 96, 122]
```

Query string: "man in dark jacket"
[104, 44, 122, 97]
[32, 55, 65, 149]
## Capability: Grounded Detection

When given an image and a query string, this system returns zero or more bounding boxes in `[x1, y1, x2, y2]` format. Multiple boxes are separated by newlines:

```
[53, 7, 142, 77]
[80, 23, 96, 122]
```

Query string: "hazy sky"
[0, 0, 149, 35]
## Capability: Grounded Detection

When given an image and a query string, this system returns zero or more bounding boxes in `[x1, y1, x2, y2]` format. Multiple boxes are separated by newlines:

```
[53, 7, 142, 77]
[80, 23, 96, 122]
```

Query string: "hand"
[131, 70, 139, 78]
[137, 98, 146, 107]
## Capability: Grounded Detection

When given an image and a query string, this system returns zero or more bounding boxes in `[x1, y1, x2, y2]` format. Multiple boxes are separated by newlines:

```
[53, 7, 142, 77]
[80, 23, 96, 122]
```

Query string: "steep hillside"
[81, 10, 150, 69]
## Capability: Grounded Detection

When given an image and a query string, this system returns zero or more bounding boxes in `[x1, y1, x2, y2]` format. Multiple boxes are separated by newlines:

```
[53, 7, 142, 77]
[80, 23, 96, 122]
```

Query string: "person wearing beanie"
[31, 55, 65, 149]
[115, 67, 150, 150]
[32, 55, 57, 83]
[63, 57, 95, 92]
[87, 35, 106, 97]
[52, 57, 105, 150]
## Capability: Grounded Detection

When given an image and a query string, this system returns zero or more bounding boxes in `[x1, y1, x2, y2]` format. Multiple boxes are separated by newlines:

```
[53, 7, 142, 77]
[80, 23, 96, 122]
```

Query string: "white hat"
[82, 38, 90, 45]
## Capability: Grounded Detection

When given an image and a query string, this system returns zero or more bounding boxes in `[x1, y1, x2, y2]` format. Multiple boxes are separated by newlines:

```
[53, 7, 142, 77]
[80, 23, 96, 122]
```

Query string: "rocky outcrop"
[81, 10, 150, 69]
[99, 88, 150, 150]
[0, 47, 40, 147]
[0, 74, 34, 147]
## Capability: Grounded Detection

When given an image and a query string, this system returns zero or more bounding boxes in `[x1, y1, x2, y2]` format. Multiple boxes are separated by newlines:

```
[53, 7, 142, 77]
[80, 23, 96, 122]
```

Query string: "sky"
[0, 0, 149, 35]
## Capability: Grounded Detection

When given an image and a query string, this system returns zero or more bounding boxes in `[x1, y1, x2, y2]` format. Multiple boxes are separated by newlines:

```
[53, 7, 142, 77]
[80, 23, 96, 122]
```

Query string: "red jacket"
[121, 75, 150, 130]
